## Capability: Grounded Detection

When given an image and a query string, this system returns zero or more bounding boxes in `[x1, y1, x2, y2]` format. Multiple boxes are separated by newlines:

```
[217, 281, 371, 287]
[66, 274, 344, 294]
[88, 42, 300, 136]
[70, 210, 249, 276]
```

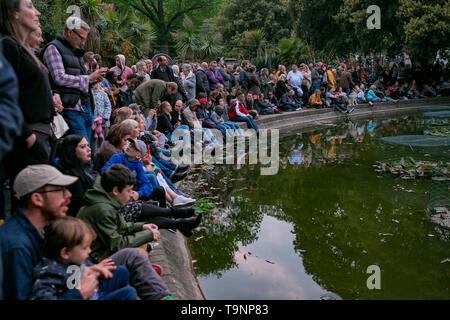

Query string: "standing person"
[195, 62, 210, 98]
[26, 25, 43, 55]
[248, 66, 261, 100]
[287, 65, 304, 100]
[300, 64, 312, 105]
[239, 60, 250, 96]
[136, 60, 150, 82]
[144, 59, 153, 78]
[0, 35, 22, 224]
[340, 68, 354, 96]
[326, 66, 336, 91]
[206, 60, 223, 92]
[217, 58, 231, 91]
[311, 63, 321, 93]
[133, 79, 178, 117]
[1, 0, 59, 201]
[42, 16, 107, 144]
[259, 68, 274, 98]
[91, 82, 112, 156]
[180, 63, 196, 101]
[110, 54, 133, 90]
[151, 55, 175, 83]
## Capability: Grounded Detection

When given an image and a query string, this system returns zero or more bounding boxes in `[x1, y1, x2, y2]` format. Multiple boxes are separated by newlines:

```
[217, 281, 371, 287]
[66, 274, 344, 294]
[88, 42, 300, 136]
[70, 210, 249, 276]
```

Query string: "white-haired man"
[42, 17, 107, 144]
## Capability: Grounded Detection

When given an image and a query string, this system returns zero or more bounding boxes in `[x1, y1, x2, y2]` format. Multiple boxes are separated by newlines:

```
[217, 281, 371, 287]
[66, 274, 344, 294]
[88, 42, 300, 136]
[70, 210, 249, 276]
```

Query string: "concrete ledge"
[148, 229, 205, 300]
[237, 97, 450, 131]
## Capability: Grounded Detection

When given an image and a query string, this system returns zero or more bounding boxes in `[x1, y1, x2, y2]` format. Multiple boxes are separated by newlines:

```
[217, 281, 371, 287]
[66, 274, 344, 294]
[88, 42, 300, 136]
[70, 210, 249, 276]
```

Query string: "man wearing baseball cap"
[0, 164, 173, 300]
[0, 164, 77, 299]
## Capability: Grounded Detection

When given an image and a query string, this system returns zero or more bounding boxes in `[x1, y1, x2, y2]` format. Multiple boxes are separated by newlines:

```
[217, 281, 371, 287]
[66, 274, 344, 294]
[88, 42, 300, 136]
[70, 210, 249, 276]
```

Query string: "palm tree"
[199, 33, 222, 61]
[96, 9, 156, 65]
[277, 38, 306, 66]
[244, 30, 266, 59]
[171, 15, 202, 60]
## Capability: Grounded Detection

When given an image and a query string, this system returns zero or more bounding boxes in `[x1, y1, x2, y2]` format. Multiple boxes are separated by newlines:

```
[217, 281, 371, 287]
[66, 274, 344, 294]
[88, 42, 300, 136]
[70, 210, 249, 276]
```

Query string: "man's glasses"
[72, 30, 86, 42]
[37, 187, 70, 197]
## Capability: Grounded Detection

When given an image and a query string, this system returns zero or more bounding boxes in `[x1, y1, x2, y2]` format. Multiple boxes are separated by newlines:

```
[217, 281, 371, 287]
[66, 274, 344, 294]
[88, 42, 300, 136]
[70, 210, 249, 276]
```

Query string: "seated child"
[309, 89, 324, 108]
[357, 84, 366, 103]
[30, 216, 137, 300]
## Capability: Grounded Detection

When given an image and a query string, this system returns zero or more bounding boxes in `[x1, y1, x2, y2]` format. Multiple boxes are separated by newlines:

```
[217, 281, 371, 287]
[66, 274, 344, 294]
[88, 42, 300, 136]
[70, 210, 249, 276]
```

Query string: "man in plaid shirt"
[42, 17, 106, 143]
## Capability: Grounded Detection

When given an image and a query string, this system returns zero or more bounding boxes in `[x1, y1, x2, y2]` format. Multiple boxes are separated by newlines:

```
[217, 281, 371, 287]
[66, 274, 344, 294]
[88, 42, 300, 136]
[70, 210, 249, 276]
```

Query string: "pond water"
[188, 113, 450, 300]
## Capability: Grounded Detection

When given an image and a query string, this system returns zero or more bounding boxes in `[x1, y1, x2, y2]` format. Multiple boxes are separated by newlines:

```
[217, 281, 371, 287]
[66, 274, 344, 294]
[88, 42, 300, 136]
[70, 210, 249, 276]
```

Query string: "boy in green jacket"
[77, 164, 159, 262]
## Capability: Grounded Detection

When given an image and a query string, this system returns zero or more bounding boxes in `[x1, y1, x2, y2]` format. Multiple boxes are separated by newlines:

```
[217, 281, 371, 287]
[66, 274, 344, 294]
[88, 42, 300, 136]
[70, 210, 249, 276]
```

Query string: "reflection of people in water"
[288, 143, 304, 167]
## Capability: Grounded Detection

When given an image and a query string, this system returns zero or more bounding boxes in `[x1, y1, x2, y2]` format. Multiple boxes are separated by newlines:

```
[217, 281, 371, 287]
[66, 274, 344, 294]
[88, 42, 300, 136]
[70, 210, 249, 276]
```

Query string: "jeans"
[312, 83, 320, 93]
[157, 148, 171, 157]
[230, 116, 259, 131]
[63, 105, 94, 144]
[279, 104, 299, 111]
[224, 122, 244, 135]
[109, 248, 171, 300]
[152, 158, 175, 178]
[96, 266, 137, 300]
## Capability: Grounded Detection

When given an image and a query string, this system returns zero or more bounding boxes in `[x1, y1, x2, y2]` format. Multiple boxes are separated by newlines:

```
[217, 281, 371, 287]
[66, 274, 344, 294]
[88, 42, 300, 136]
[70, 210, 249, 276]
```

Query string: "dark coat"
[195, 68, 210, 96]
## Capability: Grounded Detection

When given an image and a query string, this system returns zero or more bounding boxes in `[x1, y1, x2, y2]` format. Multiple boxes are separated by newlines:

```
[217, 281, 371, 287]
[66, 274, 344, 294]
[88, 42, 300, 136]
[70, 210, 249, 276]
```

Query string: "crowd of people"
[0, 0, 449, 301]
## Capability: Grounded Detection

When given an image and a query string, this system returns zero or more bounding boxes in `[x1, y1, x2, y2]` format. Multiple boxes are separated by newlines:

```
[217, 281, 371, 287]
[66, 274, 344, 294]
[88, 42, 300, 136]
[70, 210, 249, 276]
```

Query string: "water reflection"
[189, 114, 450, 300]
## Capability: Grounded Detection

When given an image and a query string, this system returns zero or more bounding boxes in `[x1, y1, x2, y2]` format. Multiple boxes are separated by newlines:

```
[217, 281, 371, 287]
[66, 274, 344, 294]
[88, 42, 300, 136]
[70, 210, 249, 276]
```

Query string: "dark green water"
[188, 114, 450, 300]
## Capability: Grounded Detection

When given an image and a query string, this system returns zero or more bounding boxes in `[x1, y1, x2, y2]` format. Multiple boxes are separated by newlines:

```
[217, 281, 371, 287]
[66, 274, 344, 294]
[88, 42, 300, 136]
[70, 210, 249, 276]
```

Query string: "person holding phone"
[42, 16, 107, 145]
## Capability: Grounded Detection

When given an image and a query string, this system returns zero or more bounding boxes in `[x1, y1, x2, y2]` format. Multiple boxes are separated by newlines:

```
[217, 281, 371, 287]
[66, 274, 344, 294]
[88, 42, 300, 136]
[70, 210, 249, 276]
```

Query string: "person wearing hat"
[182, 99, 220, 147]
[0, 164, 173, 300]
[0, 164, 78, 299]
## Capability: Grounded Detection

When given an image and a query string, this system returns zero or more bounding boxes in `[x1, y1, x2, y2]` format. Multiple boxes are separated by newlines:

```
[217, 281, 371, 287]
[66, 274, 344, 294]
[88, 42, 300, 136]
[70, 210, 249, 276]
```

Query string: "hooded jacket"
[77, 177, 154, 262]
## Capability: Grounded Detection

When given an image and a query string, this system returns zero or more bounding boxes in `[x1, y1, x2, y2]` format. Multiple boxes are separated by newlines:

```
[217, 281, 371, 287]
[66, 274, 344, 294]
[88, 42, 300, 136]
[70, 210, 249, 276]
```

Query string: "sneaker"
[171, 207, 196, 218]
[177, 213, 203, 237]
[170, 172, 187, 183]
[175, 164, 190, 174]
[173, 195, 196, 207]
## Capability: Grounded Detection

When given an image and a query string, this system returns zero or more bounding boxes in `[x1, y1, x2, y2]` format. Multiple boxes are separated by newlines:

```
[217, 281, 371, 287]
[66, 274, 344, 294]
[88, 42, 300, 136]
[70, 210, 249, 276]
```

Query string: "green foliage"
[216, 0, 290, 59]
[251, 55, 285, 71]
[34, 0, 69, 42]
[107, 0, 220, 55]
[96, 9, 156, 65]
[171, 16, 223, 61]
[277, 38, 307, 66]
[194, 198, 216, 214]
[398, 0, 450, 64]
[334, 0, 404, 57]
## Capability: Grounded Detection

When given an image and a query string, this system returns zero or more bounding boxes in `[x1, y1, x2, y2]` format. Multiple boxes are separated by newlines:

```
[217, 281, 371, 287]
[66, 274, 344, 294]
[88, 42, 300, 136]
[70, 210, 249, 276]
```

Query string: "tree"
[171, 15, 201, 60]
[96, 8, 156, 65]
[277, 38, 306, 66]
[288, 0, 346, 59]
[216, 0, 290, 59]
[244, 30, 266, 59]
[334, 0, 404, 57]
[398, 0, 450, 65]
[108, 0, 220, 55]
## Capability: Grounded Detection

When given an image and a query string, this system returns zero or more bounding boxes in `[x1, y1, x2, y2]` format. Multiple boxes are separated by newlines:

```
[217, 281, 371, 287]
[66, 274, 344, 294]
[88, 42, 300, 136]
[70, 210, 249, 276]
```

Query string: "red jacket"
[229, 101, 249, 119]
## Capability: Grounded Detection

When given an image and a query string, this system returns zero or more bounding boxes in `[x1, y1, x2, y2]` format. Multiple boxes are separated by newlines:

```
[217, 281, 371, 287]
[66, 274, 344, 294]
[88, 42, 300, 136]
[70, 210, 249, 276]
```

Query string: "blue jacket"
[101, 153, 153, 199]
[0, 38, 22, 159]
[0, 209, 43, 300]
[30, 258, 86, 300]
[239, 68, 249, 89]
